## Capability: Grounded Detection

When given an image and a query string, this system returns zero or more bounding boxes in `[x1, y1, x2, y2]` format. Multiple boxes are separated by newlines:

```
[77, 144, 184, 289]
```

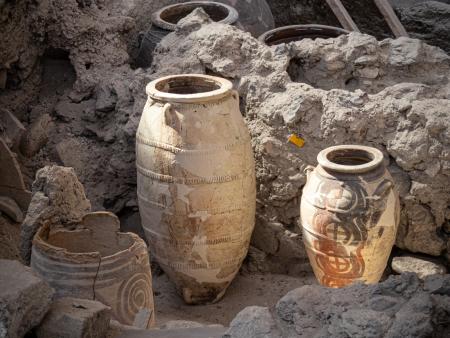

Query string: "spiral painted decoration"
[116, 272, 153, 325]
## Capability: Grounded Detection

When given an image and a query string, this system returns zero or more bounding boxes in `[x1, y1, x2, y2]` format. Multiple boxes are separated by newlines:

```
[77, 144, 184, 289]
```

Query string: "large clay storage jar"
[135, 1, 238, 68]
[136, 74, 256, 304]
[300, 145, 400, 288]
[259, 24, 349, 46]
[30, 212, 155, 328]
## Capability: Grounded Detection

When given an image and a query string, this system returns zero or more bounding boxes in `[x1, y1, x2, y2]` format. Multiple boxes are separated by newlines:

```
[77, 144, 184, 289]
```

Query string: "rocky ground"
[224, 273, 450, 337]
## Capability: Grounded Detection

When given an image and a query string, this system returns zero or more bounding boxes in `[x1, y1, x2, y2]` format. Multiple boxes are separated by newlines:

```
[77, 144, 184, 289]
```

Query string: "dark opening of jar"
[160, 2, 229, 24]
[260, 25, 349, 46]
[326, 149, 375, 166]
[155, 76, 222, 94]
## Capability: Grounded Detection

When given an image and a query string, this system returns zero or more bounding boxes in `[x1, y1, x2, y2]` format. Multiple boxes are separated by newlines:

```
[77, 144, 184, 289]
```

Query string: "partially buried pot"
[259, 24, 350, 46]
[135, 1, 238, 68]
[300, 145, 400, 288]
[30, 212, 155, 328]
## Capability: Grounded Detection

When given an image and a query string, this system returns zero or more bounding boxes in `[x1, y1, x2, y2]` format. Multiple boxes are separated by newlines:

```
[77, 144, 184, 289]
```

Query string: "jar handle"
[163, 103, 181, 132]
[231, 90, 239, 101]
[304, 165, 315, 181]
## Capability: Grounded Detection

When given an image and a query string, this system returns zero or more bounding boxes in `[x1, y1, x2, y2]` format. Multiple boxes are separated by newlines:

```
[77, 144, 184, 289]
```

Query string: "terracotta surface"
[31, 212, 155, 327]
[137, 74, 256, 304]
[300, 145, 400, 287]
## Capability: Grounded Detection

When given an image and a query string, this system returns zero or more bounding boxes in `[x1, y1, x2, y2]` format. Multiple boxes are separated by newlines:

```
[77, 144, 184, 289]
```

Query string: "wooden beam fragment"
[326, 0, 360, 32]
[374, 0, 409, 37]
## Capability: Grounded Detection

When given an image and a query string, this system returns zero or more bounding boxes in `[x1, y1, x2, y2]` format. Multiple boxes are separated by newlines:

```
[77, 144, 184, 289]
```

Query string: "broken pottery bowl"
[31, 211, 155, 328]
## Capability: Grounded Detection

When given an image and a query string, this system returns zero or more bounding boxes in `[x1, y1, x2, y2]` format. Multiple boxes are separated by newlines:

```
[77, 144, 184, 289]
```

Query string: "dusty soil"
[152, 270, 317, 326]
[0, 216, 21, 261]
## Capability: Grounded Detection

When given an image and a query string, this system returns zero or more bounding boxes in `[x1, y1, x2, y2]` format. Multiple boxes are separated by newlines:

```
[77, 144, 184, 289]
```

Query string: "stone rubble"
[20, 165, 91, 264]
[36, 297, 111, 338]
[0, 259, 54, 338]
[224, 273, 450, 338]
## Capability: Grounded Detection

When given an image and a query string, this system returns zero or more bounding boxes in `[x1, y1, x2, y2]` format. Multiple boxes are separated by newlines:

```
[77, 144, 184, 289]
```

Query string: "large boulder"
[0, 259, 54, 338]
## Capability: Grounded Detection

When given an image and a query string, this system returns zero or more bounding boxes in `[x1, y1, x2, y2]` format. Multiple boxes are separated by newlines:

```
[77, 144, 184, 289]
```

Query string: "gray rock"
[95, 84, 117, 113]
[392, 255, 447, 279]
[223, 306, 282, 338]
[227, 274, 450, 337]
[36, 297, 111, 338]
[385, 293, 434, 337]
[20, 166, 91, 263]
[423, 274, 450, 295]
[329, 309, 391, 338]
[396, 1, 450, 54]
[0, 259, 54, 338]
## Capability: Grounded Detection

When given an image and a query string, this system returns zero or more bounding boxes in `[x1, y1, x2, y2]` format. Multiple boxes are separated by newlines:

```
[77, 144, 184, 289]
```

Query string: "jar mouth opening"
[258, 24, 349, 46]
[161, 2, 228, 24]
[35, 223, 137, 259]
[317, 145, 384, 174]
[152, 1, 238, 31]
[146, 74, 233, 103]
[156, 76, 221, 94]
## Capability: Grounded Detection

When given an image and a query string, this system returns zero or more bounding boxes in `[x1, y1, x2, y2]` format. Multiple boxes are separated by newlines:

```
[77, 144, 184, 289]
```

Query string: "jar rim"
[317, 145, 384, 174]
[146, 74, 233, 103]
[258, 24, 350, 46]
[151, 1, 239, 31]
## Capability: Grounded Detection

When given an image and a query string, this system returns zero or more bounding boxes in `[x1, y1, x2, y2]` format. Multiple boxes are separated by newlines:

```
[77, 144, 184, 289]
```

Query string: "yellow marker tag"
[288, 134, 305, 148]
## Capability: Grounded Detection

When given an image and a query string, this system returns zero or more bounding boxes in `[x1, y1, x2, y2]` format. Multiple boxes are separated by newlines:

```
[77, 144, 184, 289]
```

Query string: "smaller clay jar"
[300, 145, 400, 288]
[30, 212, 155, 328]
[259, 24, 350, 46]
[135, 1, 238, 68]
